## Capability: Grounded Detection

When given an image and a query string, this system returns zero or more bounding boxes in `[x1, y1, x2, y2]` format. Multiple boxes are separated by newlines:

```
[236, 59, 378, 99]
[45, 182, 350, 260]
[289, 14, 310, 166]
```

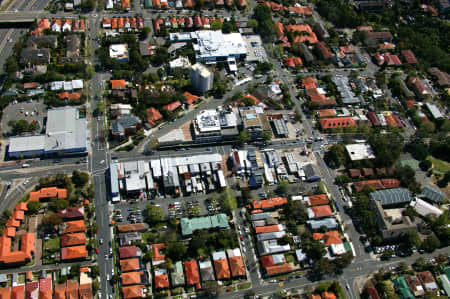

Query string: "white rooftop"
[109, 44, 128, 58]
[345, 143, 375, 161]
[191, 31, 247, 62]
[410, 198, 443, 217]
[330, 243, 346, 255]
[8, 135, 45, 153]
[196, 110, 221, 133]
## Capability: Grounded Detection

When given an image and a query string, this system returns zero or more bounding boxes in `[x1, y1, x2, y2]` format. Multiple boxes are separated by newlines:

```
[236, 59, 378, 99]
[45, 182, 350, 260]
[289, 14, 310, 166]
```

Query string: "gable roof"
[111, 79, 126, 89]
[54, 284, 65, 299]
[66, 280, 78, 299]
[61, 245, 87, 260]
[117, 223, 146, 233]
[152, 243, 165, 264]
[121, 272, 143, 285]
[146, 108, 163, 126]
[61, 220, 86, 234]
[119, 246, 141, 259]
[255, 225, 283, 234]
[122, 285, 145, 299]
[419, 185, 445, 203]
[184, 260, 201, 289]
[228, 256, 245, 277]
[61, 233, 87, 247]
[313, 230, 342, 246]
[0, 287, 10, 299]
[120, 258, 140, 272]
[401, 50, 418, 64]
[307, 194, 329, 206]
[162, 100, 182, 112]
[213, 258, 231, 280]
[12, 285, 24, 299]
[370, 188, 411, 206]
[320, 117, 356, 129]
[251, 197, 287, 210]
[309, 205, 333, 218]
[154, 270, 169, 289]
[58, 206, 84, 219]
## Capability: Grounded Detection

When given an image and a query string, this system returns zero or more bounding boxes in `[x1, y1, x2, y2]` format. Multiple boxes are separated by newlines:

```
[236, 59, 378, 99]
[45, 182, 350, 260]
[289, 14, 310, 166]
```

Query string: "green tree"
[72, 170, 89, 188]
[238, 131, 250, 144]
[27, 201, 41, 214]
[262, 130, 272, 141]
[401, 231, 421, 252]
[276, 180, 289, 195]
[141, 26, 151, 40]
[221, 188, 237, 213]
[167, 242, 187, 261]
[4, 56, 19, 74]
[419, 159, 432, 171]
[145, 136, 160, 153]
[325, 144, 347, 168]
[210, 19, 223, 31]
[421, 235, 440, 253]
[145, 204, 163, 224]
[151, 47, 168, 66]
[43, 213, 63, 227]
[303, 239, 326, 260]
[294, 108, 302, 122]
[49, 199, 69, 212]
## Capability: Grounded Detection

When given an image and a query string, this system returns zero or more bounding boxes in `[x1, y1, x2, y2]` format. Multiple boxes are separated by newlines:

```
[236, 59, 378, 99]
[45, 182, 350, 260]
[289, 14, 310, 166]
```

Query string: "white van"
[22, 164, 30, 168]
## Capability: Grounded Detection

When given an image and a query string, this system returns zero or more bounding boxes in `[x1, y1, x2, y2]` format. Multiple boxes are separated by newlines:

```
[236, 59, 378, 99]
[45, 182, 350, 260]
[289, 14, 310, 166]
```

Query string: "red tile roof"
[310, 205, 333, 218]
[307, 194, 329, 206]
[316, 41, 333, 59]
[5, 227, 15, 238]
[319, 109, 336, 118]
[154, 273, 169, 289]
[322, 292, 337, 299]
[162, 100, 182, 112]
[119, 246, 140, 259]
[54, 284, 65, 299]
[28, 187, 67, 202]
[58, 92, 81, 100]
[61, 233, 87, 247]
[286, 24, 318, 44]
[66, 280, 78, 299]
[401, 50, 418, 64]
[313, 230, 342, 246]
[265, 263, 293, 276]
[357, 26, 373, 31]
[0, 287, 10, 299]
[184, 261, 201, 289]
[214, 258, 231, 279]
[120, 258, 140, 272]
[61, 220, 86, 234]
[121, 272, 143, 285]
[21, 233, 35, 260]
[116, 223, 145, 233]
[25, 282, 38, 299]
[366, 286, 380, 299]
[15, 202, 27, 211]
[320, 117, 356, 129]
[122, 286, 144, 299]
[23, 82, 37, 89]
[152, 243, 165, 262]
[61, 245, 87, 260]
[58, 206, 84, 219]
[255, 225, 282, 234]
[122, 0, 130, 7]
[111, 80, 126, 89]
[146, 107, 163, 127]
[251, 197, 287, 210]
[11, 285, 24, 299]
[229, 256, 245, 277]
[39, 278, 52, 299]
[353, 180, 384, 192]
[79, 283, 92, 299]
[183, 92, 199, 105]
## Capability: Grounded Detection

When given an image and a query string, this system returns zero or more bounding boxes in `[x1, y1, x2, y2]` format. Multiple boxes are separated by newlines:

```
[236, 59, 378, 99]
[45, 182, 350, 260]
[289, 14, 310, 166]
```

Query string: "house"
[250, 197, 287, 211]
[170, 261, 185, 287]
[60, 233, 87, 247]
[418, 185, 445, 203]
[319, 117, 357, 129]
[212, 251, 231, 280]
[110, 104, 132, 118]
[26, 282, 38, 299]
[121, 271, 144, 286]
[20, 48, 50, 65]
[313, 230, 343, 246]
[65, 35, 81, 60]
[184, 260, 201, 289]
[58, 206, 84, 220]
[51, 19, 62, 32]
[39, 278, 52, 299]
[111, 79, 126, 90]
[428, 67, 450, 87]
[183, 92, 199, 106]
[365, 286, 381, 299]
[122, 285, 145, 299]
[304, 194, 329, 206]
[111, 116, 142, 139]
[364, 32, 393, 47]
[26, 35, 58, 49]
[61, 245, 88, 261]
[180, 214, 229, 236]
[307, 205, 333, 219]
[119, 246, 142, 259]
[226, 248, 245, 278]
[122, 0, 131, 10]
[162, 101, 182, 112]
[62, 19, 72, 32]
[371, 200, 417, 240]
[401, 50, 418, 65]
[120, 259, 141, 272]
[405, 276, 425, 297]
[30, 18, 51, 35]
[60, 220, 86, 234]
[154, 269, 169, 289]
[29, 187, 67, 202]
[418, 271, 438, 292]
[146, 107, 163, 127]
[199, 259, 215, 282]
[408, 77, 430, 99]
[152, 243, 166, 266]
[315, 41, 333, 60]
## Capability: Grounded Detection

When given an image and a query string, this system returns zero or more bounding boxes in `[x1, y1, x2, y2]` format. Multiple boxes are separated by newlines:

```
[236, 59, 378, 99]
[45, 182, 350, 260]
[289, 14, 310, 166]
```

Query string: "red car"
[96, 249, 99, 254]
[240, 236, 244, 241]
[226, 288, 233, 292]
[279, 278, 286, 281]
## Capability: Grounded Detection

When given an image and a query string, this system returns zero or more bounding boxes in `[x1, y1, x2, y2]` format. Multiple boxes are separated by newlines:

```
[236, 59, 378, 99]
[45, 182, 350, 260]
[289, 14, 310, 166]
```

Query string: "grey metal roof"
[112, 116, 140, 134]
[419, 185, 445, 203]
[8, 135, 46, 153]
[307, 218, 338, 229]
[44, 106, 87, 153]
[303, 163, 320, 178]
[170, 261, 185, 286]
[370, 188, 412, 206]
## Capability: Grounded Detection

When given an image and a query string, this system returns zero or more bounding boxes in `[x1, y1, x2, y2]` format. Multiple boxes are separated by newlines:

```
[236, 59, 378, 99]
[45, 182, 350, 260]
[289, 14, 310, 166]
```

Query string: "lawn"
[285, 254, 296, 264]
[237, 282, 251, 290]
[427, 156, 450, 174]
[43, 237, 60, 264]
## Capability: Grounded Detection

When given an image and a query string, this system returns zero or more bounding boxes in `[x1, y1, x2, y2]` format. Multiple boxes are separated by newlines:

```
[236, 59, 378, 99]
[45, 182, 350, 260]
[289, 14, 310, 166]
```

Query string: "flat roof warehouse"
[8, 106, 88, 158]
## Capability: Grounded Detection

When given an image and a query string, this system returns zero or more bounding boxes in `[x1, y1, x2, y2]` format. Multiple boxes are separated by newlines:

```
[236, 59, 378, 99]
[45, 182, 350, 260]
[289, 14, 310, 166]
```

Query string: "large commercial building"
[8, 106, 87, 158]
[190, 63, 214, 94]
[170, 31, 247, 69]
[193, 109, 238, 142]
